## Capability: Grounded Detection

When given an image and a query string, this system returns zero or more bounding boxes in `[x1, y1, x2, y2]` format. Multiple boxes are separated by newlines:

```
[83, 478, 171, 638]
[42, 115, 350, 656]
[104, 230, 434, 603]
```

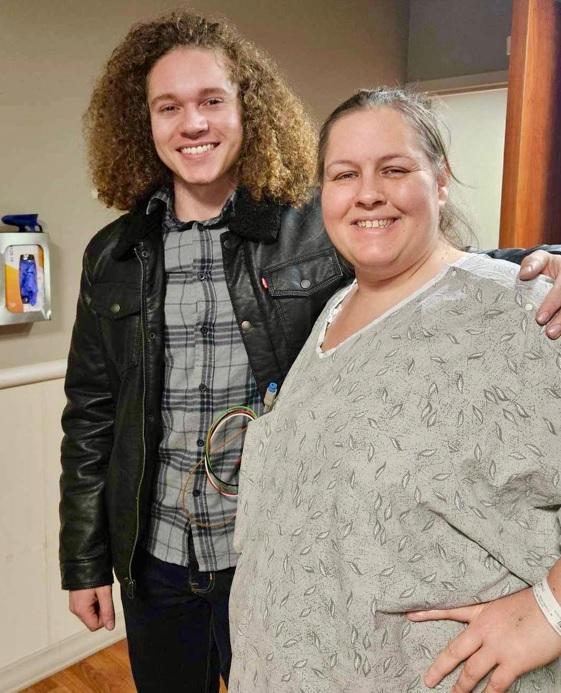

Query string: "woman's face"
[321, 107, 449, 282]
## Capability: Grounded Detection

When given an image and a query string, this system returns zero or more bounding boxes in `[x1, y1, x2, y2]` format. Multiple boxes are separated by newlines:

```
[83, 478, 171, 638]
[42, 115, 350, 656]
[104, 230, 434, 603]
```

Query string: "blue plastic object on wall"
[1, 214, 42, 232]
[19, 254, 38, 305]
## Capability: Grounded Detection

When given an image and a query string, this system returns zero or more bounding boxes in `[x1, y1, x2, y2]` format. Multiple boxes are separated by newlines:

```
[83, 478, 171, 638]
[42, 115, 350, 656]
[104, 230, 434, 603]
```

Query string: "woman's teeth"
[180, 144, 216, 154]
[356, 219, 394, 229]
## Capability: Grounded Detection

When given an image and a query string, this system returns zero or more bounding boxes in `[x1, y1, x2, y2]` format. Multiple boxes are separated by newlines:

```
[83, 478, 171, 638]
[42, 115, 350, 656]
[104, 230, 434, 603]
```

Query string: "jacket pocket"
[261, 250, 347, 362]
[91, 282, 141, 371]
[262, 249, 344, 298]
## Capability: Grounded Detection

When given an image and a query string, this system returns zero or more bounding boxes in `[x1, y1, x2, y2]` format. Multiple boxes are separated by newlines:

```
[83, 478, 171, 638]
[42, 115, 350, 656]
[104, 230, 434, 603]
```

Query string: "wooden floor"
[21, 639, 227, 692]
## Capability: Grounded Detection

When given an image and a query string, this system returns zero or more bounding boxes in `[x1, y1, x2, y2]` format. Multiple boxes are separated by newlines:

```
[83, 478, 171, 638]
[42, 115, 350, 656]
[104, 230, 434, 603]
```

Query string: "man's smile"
[177, 143, 218, 156]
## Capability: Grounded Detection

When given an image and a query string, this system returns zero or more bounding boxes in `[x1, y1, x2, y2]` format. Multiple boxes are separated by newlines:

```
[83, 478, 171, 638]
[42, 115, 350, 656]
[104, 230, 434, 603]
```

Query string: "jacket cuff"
[61, 558, 114, 591]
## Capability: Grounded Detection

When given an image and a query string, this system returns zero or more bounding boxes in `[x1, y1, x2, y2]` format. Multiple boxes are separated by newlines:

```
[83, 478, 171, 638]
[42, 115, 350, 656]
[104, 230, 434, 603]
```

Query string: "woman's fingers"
[483, 664, 518, 693]
[450, 647, 497, 693]
[519, 249, 550, 279]
[408, 603, 484, 624]
[520, 249, 561, 338]
[424, 628, 483, 688]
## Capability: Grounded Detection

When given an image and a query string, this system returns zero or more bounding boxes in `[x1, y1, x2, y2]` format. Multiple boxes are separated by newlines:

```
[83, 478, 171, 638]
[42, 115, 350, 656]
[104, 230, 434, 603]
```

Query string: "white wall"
[434, 88, 508, 250]
[0, 368, 125, 692]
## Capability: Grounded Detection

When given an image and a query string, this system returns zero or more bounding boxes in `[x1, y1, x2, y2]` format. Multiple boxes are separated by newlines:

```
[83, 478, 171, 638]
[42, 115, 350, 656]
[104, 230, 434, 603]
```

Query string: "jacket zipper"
[126, 244, 148, 599]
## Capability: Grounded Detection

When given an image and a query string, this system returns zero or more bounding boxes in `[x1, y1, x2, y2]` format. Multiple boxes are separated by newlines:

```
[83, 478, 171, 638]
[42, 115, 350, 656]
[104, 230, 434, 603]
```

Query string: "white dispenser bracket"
[0, 232, 52, 325]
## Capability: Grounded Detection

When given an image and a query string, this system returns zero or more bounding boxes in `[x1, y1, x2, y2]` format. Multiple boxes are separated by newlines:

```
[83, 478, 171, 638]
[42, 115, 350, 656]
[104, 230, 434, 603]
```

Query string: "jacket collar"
[111, 204, 162, 260]
[111, 187, 283, 260]
[229, 188, 282, 244]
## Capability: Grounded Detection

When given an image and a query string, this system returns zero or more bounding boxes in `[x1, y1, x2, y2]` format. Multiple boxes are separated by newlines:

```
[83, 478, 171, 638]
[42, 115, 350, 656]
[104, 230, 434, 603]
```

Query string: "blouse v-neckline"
[317, 255, 473, 359]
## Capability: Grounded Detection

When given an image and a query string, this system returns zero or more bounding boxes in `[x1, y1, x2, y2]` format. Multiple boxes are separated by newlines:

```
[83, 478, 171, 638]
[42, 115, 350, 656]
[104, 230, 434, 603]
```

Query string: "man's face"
[147, 47, 244, 197]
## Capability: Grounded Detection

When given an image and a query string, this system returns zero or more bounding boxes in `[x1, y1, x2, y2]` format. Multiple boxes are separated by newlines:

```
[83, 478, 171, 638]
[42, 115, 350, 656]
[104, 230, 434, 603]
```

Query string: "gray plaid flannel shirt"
[143, 188, 263, 571]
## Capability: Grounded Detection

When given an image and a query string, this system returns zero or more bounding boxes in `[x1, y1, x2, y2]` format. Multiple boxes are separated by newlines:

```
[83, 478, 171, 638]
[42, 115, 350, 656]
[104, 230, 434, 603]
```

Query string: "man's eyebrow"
[199, 87, 232, 96]
[149, 93, 176, 107]
[149, 86, 234, 108]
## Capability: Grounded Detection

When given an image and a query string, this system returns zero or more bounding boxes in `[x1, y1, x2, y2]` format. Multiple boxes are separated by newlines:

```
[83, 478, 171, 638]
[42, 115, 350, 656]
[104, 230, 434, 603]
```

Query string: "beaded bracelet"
[532, 577, 561, 638]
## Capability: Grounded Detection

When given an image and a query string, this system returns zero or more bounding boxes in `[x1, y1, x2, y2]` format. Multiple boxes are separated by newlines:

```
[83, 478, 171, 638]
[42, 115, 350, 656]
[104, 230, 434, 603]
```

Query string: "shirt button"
[197, 438, 204, 447]
[110, 303, 121, 314]
[200, 326, 208, 335]
[223, 239, 231, 249]
[240, 320, 252, 332]
[199, 383, 208, 393]
[140, 250, 149, 259]
[300, 279, 311, 289]
[193, 489, 201, 497]
[149, 331, 156, 340]
[198, 272, 206, 281]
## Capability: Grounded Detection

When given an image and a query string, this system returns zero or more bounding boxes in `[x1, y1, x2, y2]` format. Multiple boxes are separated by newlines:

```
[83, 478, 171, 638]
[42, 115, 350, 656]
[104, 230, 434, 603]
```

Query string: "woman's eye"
[333, 172, 357, 181]
[383, 167, 407, 176]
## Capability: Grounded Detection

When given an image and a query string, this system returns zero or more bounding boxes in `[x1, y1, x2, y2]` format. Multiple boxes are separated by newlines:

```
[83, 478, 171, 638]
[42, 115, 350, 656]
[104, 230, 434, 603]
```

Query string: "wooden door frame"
[499, 0, 561, 246]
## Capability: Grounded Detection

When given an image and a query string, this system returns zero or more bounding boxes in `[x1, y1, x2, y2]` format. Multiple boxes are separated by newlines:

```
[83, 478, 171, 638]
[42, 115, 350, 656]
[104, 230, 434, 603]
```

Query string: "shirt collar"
[146, 186, 237, 231]
[112, 186, 285, 261]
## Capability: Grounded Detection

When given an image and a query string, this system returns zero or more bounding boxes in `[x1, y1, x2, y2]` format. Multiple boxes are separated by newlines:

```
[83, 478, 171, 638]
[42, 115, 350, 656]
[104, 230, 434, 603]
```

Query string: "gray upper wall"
[407, 0, 512, 82]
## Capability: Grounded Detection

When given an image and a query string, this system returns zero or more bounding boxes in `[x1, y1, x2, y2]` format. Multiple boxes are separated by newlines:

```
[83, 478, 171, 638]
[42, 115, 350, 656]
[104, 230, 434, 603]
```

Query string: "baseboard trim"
[0, 620, 127, 693]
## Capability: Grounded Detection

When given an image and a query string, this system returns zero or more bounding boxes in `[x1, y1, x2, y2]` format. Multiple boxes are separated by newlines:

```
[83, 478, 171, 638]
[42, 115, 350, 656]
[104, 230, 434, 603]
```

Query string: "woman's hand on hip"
[407, 587, 561, 692]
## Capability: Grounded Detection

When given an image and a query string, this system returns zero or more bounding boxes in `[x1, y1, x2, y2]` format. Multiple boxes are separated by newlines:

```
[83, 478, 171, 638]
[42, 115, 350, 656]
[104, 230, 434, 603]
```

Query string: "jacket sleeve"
[481, 244, 561, 263]
[59, 250, 115, 590]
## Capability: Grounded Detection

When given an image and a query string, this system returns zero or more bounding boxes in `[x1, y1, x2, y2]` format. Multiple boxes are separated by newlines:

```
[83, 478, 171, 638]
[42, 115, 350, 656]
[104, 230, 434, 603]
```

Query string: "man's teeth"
[180, 144, 216, 154]
[356, 219, 394, 229]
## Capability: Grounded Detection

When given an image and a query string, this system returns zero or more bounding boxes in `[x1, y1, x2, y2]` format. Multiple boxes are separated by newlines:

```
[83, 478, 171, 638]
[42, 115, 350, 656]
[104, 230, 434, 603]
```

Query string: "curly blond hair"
[84, 11, 317, 210]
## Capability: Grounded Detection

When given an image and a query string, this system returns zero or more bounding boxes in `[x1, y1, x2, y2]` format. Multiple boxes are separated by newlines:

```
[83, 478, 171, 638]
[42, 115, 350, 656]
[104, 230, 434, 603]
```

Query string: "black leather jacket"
[59, 189, 558, 596]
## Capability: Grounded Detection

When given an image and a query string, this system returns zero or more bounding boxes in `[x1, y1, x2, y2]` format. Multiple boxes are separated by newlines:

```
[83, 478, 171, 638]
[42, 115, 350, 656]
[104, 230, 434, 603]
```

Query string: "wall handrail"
[0, 359, 67, 390]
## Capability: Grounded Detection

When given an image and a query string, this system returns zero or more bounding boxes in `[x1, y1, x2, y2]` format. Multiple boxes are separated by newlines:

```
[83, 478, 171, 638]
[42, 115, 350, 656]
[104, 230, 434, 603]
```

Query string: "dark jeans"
[121, 547, 235, 692]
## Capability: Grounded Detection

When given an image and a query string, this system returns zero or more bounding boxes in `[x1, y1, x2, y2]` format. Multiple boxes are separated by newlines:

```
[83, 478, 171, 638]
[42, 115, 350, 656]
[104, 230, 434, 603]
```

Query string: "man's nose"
[179, 106, 209, 137]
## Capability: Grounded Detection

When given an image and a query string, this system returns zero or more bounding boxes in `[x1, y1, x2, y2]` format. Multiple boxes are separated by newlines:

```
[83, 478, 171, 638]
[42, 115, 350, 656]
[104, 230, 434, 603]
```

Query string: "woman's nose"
[356, 177, 386, 207]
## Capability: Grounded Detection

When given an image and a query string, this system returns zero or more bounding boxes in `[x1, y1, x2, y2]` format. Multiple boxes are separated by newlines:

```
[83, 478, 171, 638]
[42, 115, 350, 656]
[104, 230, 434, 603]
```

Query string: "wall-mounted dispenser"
[0, 214, 52, 325]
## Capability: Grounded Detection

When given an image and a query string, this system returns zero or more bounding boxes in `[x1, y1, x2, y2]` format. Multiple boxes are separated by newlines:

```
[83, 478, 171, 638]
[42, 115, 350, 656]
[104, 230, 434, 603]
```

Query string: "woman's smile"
[353, 217, 399, 230]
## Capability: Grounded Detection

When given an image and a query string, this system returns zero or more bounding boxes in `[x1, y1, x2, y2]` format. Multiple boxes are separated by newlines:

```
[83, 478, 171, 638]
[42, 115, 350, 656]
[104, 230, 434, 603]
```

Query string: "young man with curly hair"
[59, 10, 561, 692]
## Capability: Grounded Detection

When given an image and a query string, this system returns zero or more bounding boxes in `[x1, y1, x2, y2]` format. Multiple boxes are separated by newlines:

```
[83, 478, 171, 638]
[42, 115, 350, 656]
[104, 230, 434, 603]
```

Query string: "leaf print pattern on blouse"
[229, 255, 561, 692]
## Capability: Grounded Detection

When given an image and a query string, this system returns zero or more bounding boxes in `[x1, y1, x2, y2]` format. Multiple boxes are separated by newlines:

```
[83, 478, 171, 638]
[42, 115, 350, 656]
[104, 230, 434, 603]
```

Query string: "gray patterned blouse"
[229, 254, 561, 692]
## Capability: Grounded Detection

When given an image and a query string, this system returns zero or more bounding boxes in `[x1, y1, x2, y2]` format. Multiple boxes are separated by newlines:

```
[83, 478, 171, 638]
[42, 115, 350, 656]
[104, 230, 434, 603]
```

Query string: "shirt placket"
[192, 222, 214, 516]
